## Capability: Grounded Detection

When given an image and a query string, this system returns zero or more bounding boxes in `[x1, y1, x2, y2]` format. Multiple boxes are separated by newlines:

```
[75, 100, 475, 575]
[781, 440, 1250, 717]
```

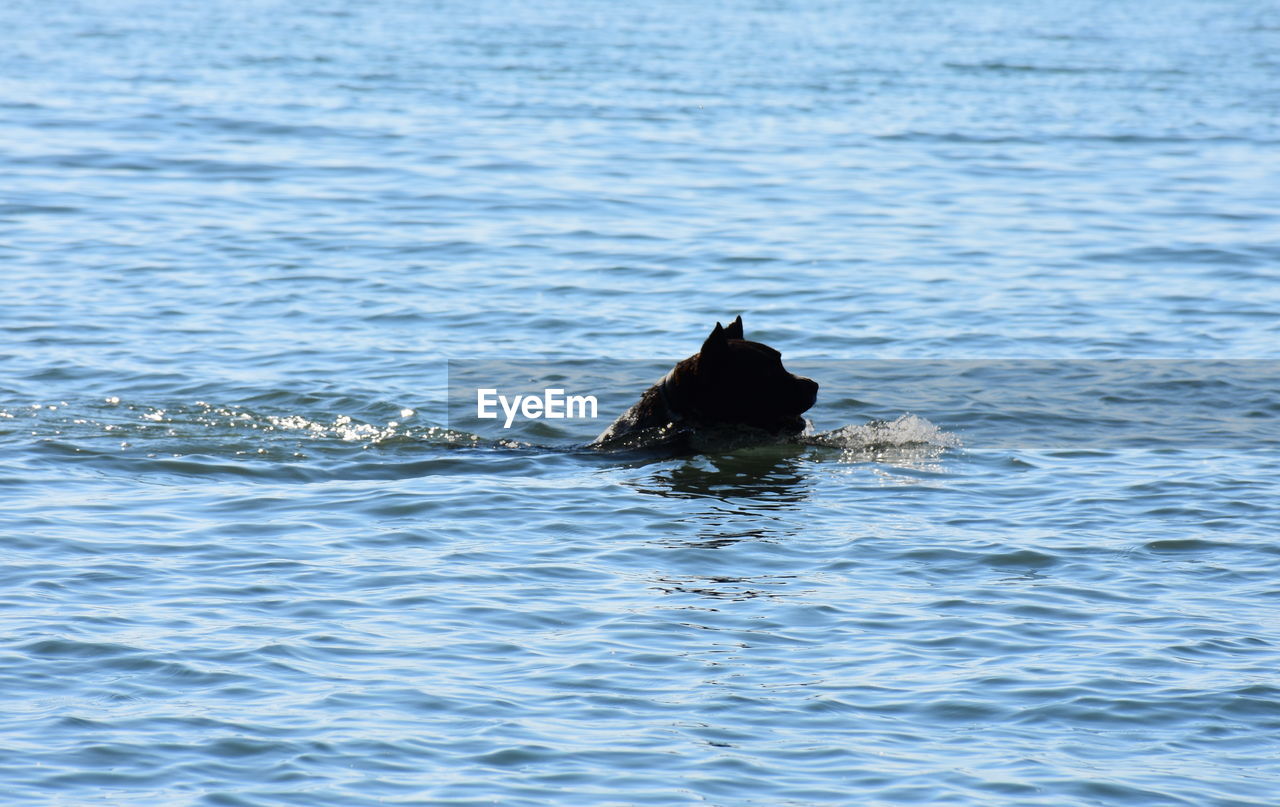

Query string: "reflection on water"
[640, 448, 811, 503]
[630, 449, 811, 601]
[650, 573, 798, 602]
[630, 449, 803, 549]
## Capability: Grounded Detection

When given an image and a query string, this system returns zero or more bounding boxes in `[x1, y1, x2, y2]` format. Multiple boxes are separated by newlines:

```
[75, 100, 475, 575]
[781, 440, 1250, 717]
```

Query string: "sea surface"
[4, 1, 1280, 804]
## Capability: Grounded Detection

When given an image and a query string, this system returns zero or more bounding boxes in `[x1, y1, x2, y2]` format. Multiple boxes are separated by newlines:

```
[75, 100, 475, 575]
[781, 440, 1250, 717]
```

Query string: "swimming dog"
[591, 316, 818, 451]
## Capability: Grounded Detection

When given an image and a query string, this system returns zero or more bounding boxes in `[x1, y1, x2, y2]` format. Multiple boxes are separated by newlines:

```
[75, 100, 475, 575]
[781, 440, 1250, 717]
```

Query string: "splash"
[6, 398, 514, 458]
[806, 414, 960, 463]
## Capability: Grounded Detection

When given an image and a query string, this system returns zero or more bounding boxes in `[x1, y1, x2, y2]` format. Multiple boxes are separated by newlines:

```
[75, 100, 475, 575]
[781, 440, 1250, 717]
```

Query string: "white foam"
[807, 413, 961, 451]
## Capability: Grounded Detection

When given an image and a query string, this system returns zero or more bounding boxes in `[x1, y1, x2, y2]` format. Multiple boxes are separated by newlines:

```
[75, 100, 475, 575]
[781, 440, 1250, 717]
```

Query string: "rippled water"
[4, 1, 1280, 804]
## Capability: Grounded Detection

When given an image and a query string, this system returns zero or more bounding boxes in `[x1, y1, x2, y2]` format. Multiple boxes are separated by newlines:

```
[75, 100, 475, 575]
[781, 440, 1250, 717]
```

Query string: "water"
[4, 1, 1280, 804]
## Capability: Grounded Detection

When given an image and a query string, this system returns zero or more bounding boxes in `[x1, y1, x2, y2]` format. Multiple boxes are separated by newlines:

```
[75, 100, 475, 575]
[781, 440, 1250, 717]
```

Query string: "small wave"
[12, 397, 527, 461]
[807, 414, 961, 451]
[803, 414, 960, 469]
[944, 61, 1127, 75]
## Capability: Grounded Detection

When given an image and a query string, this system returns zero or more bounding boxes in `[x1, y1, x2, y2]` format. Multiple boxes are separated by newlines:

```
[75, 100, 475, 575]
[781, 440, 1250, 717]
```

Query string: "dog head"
[661, 315, 818, 435]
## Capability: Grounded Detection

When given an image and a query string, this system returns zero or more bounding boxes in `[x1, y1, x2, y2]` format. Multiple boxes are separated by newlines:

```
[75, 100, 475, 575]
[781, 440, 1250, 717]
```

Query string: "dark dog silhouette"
[591, 315, 818, 451]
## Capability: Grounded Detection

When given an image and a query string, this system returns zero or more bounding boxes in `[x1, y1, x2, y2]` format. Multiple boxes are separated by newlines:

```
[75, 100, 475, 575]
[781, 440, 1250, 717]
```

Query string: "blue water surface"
[4, 1, 1280, 804]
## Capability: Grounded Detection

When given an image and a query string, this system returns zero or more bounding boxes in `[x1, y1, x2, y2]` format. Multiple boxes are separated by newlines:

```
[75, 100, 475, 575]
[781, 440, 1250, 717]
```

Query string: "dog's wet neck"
[656, 369, 692, 425]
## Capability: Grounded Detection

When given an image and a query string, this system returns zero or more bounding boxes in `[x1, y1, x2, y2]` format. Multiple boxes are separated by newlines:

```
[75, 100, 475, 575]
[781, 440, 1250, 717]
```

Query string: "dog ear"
[701, 322, 730, 360]
[724, 315, 744, 340]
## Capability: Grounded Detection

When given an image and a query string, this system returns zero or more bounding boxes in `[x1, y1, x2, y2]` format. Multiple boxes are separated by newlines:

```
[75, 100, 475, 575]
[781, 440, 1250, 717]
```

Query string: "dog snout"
[795, 375, 818, 409]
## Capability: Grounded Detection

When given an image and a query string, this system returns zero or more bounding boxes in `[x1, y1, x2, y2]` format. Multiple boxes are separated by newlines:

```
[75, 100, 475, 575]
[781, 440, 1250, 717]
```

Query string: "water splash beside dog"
[809, 413, 961, 451]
